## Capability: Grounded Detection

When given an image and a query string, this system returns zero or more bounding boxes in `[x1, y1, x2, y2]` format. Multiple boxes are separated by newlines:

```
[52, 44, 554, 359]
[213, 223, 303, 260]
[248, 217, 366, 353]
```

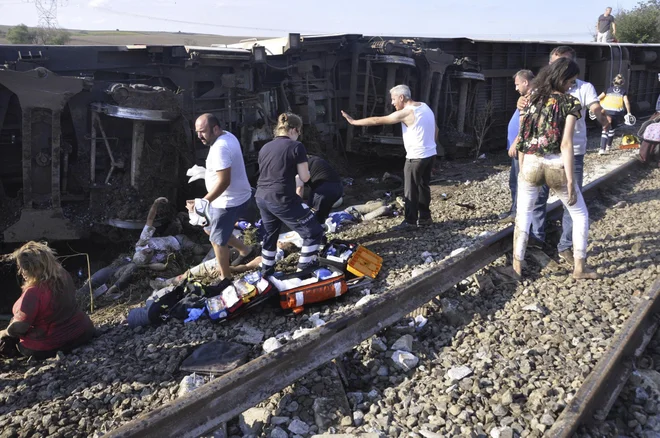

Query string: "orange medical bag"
[276, 266, 348, 314]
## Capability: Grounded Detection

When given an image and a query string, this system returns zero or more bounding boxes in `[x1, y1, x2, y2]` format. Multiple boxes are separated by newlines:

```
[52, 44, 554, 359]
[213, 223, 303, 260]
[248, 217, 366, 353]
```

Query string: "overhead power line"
[93, 5, 331, 35]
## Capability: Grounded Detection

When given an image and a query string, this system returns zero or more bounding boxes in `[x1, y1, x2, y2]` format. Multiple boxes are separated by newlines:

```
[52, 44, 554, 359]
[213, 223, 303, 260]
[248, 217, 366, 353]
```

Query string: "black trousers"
[403, 156, 435, 224]
[308, 181, 343, 223]
[0, 327, 96, 360]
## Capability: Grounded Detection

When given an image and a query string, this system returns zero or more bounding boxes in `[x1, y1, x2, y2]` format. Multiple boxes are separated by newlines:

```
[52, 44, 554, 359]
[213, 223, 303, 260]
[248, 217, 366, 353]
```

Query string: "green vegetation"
[6, 23, 71, 45]
[6, 24, 36, 44]
[616, 0, 660, 43]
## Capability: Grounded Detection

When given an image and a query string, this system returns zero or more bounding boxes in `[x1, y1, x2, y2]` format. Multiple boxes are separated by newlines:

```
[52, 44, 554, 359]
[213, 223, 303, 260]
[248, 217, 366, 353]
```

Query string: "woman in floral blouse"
[511, 57, 598, 280]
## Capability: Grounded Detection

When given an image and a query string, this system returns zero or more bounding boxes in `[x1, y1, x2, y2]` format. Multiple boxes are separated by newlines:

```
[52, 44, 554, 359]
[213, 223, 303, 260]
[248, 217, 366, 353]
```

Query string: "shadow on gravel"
[590, 234, 660, 279]
[0, 331, 194, 418]
[355, 215, 500, 248]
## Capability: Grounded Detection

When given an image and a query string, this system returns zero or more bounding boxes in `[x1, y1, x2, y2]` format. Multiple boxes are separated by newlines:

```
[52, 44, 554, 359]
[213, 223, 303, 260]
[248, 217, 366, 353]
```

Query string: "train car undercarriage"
[0, 34, 659, 242]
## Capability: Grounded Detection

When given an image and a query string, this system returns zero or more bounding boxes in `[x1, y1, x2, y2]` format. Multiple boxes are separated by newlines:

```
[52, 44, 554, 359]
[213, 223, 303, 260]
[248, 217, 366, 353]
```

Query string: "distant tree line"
[616, 0, 660, 43]
[6, 24, 71, 45]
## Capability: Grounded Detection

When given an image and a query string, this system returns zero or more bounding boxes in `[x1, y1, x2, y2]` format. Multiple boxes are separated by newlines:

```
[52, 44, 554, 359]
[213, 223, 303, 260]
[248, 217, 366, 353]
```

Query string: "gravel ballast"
[0, 139, 657, 438]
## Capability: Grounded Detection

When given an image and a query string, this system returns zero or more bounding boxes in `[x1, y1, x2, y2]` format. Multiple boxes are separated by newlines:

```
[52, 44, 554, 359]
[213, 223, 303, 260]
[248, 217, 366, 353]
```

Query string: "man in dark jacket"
[296, 155, 343, 222]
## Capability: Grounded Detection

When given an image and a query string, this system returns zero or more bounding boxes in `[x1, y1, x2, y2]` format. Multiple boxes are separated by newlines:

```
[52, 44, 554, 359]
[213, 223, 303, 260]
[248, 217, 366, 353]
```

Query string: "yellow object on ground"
[620, 134, 640, 150]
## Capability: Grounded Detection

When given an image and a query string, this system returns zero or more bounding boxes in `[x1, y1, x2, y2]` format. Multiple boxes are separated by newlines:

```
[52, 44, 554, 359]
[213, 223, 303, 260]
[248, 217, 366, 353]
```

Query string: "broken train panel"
[0, 44, 266, 242]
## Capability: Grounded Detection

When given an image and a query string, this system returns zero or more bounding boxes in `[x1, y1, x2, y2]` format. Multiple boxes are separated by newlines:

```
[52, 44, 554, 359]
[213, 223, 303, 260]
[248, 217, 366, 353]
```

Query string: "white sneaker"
[598, 149, 609, 155]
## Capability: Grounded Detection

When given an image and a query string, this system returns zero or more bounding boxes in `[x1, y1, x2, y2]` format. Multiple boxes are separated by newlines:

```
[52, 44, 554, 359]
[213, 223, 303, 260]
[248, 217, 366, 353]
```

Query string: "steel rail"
[548, 278, 660, 437]
[106, 157, 641, 438]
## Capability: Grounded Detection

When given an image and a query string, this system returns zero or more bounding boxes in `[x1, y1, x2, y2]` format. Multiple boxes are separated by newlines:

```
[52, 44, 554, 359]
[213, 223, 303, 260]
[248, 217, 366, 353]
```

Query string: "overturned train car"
[0, 34, 659, 242]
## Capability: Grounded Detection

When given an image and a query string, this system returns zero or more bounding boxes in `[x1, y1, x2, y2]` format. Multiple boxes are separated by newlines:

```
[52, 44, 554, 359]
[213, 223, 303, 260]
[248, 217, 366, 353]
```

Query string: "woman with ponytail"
[255, 113, 324, 275]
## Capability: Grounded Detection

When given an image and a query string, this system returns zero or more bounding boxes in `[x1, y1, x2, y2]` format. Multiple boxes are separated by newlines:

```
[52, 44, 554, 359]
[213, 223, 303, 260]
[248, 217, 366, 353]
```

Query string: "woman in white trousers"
[511, 58, 598, 280]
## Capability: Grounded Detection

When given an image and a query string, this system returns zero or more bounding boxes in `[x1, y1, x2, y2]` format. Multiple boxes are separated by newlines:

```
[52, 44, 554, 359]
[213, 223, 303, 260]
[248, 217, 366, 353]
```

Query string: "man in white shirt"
[341, 84, 438, 231]
[190, 113, 257, 280]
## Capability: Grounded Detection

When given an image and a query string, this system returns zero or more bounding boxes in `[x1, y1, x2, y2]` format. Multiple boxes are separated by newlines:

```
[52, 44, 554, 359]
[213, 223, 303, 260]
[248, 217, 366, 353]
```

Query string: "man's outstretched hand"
[341, 110, 356, 125]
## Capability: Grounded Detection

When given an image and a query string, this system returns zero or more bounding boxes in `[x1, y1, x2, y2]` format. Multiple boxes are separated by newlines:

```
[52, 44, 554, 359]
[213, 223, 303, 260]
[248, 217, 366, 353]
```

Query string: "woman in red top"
[0, 241, 95, 359]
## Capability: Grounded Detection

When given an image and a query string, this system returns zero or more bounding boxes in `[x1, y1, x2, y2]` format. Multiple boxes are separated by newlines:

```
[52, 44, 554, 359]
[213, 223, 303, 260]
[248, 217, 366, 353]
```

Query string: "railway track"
[105, 157, 645, 438]
[549, 277, 660, 437]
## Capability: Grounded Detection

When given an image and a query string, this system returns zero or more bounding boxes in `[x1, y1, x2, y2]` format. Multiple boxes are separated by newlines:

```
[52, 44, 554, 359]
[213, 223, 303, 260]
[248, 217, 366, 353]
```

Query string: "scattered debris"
[309, 313, 326, 327]
[446, 365, 473, 381]
[490, 426, 514, 438]
[391, 335, 413, 352]
[411, 267, 427, 277]
[523, 303, 549, 315]
[355, 294, 377, 307]
[263, 337, 282, 353]
[177, 373, 206, 397]
[391, 350, 419, 371]
[410, 315, 428, 331]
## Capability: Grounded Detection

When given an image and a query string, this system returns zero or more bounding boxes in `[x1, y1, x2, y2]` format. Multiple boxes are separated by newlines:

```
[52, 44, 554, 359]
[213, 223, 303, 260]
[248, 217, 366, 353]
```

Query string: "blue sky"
[0, 0, 643, 41]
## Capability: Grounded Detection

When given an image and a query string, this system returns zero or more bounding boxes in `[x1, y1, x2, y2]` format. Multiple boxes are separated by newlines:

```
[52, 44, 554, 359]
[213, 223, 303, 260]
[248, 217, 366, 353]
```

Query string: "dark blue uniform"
[256, 136, 324, 273]
[306, 155, 343, 222]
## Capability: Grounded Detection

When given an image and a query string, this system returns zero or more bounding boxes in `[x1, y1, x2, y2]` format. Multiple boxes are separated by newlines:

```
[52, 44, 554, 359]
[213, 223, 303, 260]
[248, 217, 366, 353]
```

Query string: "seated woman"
[0, 241, 96, 360]
[512, 57, 598, 280]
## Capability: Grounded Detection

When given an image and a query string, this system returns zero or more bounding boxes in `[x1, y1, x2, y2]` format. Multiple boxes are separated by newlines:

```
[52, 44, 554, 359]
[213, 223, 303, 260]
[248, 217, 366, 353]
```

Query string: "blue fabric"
[204, 200, 248, 246]
[508, 157, 519, 214]
[507, 109, 520, 151]
[530, 154, 585, 246]
[328, 211, 355, 226]
[184, 307, 206, 323]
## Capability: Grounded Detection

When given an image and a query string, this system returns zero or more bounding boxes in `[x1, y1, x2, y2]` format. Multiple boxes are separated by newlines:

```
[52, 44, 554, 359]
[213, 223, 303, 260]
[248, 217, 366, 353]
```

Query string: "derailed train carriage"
[0, 33, 659, 242]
